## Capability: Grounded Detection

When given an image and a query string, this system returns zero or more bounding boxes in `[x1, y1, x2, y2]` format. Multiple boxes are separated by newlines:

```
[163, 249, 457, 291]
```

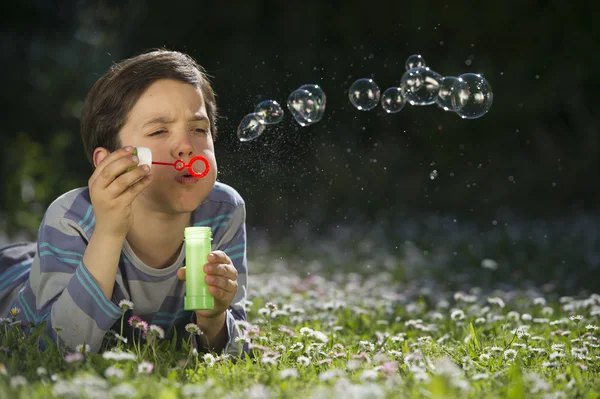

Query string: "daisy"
[137, 361, 154, 374]
[118, 299, 134, 311]
[185, 323, 202, 336]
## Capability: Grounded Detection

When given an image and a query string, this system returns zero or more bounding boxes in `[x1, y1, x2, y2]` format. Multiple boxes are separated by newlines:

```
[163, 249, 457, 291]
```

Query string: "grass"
[1, 215, 600, 398]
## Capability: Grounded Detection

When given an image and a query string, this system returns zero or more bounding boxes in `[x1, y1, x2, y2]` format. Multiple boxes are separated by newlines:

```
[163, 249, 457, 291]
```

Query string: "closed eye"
[148, 130, 166, 137]
[194, 128, 209, 134]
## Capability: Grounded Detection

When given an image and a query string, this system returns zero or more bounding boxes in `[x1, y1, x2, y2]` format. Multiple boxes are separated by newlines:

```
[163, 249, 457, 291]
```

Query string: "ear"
[93, 147, 111, 169]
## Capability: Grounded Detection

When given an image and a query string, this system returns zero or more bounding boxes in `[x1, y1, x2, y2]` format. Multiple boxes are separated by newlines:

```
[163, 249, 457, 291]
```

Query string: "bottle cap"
[184, 226, 212, 240]
[135, 147, 152, 168]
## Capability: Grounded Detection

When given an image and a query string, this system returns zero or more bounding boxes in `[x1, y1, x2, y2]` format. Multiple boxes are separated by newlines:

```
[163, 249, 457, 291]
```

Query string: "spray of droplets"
[349, 54, 493, 119]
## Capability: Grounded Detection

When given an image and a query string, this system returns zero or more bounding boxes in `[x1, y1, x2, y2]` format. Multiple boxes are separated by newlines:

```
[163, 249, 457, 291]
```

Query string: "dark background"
[1, 1, 598, 290]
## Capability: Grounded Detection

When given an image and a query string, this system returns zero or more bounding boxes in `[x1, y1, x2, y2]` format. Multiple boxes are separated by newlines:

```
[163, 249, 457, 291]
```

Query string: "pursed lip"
[175, 175, 200, 184]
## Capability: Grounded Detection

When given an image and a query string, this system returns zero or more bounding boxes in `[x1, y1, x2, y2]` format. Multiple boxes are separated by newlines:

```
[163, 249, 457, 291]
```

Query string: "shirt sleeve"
[12, 216, 122, 353]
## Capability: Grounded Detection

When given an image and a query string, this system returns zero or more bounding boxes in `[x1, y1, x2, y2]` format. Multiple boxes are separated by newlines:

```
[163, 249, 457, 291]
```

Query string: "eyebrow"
[142, 115, 209, 129]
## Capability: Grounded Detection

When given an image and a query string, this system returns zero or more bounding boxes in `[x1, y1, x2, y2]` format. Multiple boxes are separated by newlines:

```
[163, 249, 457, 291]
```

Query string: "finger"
[91, 147, 135, 187]
[204, 263, 238, 280]
[109, 164, 151, 197]
[205, 275, 238, 293]
[208, 285, 235, 301]
[177, 267, 186, 281]
[120, 173, 153, 203]
[101, 155, 144, 191]
[208, 250, 231, 264]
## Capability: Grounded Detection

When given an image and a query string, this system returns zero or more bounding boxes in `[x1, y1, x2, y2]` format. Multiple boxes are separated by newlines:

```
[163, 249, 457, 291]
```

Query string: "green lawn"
[1, 220, 600, 398]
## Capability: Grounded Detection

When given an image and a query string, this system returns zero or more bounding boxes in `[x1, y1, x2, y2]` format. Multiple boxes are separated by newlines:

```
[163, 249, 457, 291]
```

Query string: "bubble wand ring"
[152, 155, 210, 178]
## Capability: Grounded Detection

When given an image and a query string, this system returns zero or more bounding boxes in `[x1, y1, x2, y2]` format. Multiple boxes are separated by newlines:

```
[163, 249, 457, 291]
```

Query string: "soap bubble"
[400, 67, 442, 106]
[450, 73, 493, 119]
[237, 113, 265, 142]
[287, 89, 320, 126]
[254, 100, 284, 125]
[405, 54, 426, 70]
[436, 76, 459, 111]
[380, 87, 406, 113]
[348, 78, 381, 111]
[298, 84, 326, 122]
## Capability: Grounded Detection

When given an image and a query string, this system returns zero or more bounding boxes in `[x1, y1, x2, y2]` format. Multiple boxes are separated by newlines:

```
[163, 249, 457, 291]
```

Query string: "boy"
[0, 49, 248, 356]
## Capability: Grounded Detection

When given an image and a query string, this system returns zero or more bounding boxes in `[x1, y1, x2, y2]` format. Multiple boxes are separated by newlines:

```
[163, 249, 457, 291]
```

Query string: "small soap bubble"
[380, 87, 406, 113]
[236, 113, 265, 142]
[429, 170, 438, 180]
[287, 89, 320, 126]
[450, 73, 493, 119]
[405, 54, 426, 70]
[400, 67, 442, 106]
[298, 84, 326, 122]
[254, 100, 284, 125]
[348, 78, 381, 111]
[436, 76, 459, 111]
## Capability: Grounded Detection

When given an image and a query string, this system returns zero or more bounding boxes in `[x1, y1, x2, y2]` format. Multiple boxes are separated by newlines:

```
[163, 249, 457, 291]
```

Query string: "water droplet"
[380, 87, 406, 113]
[254, 100, 284, 124]
[436, 76, 459, 111]
[237, 113, 265, 142]
[348, 78, 381, 111]
[405, 54, 426, 70]
[400, 67, 442, 106]
[287, 89, 320, 126]
[451, 73, 493, 119]
[429, 170, 438, 180]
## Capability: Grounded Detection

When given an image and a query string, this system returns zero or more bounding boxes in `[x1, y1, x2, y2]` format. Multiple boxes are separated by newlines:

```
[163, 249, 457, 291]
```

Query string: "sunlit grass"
[2, 217, 600, 398]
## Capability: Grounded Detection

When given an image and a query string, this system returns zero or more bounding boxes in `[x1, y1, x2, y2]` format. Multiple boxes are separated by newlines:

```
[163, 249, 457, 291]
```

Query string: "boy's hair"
[80, 49, 218, 167]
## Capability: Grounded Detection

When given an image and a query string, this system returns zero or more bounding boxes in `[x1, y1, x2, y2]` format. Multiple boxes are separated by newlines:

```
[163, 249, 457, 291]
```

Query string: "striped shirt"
[0, 181, 248, 355]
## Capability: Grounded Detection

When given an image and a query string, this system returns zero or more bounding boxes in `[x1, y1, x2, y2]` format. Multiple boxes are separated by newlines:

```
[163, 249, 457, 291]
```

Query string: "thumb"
[177, 267, 186, 281]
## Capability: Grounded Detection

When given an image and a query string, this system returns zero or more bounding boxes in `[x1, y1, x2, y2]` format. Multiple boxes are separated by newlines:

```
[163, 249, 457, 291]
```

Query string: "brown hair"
[80, 49, 218, 166]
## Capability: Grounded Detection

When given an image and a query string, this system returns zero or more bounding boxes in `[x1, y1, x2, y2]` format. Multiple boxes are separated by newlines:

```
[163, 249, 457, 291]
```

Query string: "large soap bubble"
[236, 113, 265, 142]
[436, 76, 459, 111]
[298, 84, 326, 122]
[287, 89, 320, 126]
[400, 67, 442, 106]
[405, 54, 426, 70]
[450, 73, 493, 119]
[348, 78, 381, 111]
[254, 100, 284, 125]
[380, 87, 406, 113]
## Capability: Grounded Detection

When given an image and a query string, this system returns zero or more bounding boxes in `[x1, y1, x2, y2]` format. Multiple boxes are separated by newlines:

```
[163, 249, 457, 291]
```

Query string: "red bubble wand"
[152, 155, 210, 178]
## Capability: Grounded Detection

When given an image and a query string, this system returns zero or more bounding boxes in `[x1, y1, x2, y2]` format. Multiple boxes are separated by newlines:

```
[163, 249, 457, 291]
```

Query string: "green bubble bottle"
[184, 227, 214, 310]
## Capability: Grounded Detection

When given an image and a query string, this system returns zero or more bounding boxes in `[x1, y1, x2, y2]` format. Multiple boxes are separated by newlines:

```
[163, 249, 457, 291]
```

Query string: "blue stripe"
[224, 243, 245, 253]
[39, 243, 83, 258]
[77, 264, 120, 318]
[194, 214, 231, 226]
[75, 266, 120, 319]
[229, 252, 244, 260]
[39, 251, 81, 265]
[0, 261, 33, 292]
[82, 215, 96, 233]
[213, 222, 228, 229]
[78, 205, 93, 227]
[155, 310, 188, 318]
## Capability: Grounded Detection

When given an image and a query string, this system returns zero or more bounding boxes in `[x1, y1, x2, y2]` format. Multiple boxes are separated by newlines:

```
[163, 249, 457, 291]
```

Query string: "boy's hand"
[176, 250, 238, 320]
[88, 146, 153, 238]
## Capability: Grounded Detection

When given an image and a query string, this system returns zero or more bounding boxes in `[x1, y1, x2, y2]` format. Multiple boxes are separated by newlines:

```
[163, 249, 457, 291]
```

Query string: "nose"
[171, 133, 194, 160]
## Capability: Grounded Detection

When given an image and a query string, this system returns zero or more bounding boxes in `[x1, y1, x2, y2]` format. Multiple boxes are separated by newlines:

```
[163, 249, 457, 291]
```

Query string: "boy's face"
[118, 78, 217, 214]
